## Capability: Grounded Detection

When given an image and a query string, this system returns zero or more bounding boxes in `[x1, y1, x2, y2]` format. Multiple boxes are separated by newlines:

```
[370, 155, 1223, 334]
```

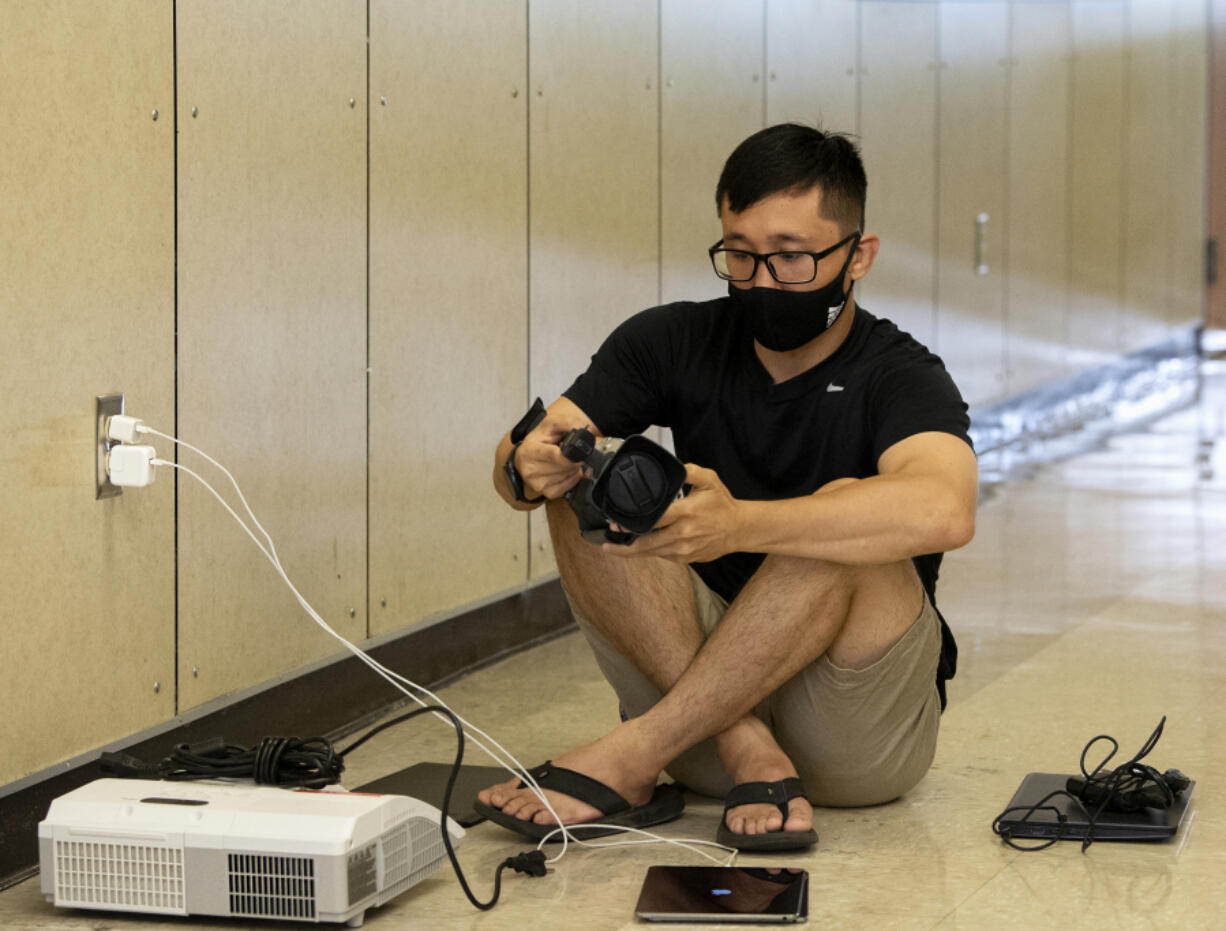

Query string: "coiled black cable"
[102, 735, 343, 788]
[991, 715, 1186, 852]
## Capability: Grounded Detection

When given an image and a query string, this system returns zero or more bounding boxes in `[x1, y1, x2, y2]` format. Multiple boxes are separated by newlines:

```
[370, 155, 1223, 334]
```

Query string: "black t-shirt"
[563, 298, 972, 706]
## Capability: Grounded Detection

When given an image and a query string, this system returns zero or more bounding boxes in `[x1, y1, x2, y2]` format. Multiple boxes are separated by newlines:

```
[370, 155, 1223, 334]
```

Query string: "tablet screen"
[635, 866, 808, 923]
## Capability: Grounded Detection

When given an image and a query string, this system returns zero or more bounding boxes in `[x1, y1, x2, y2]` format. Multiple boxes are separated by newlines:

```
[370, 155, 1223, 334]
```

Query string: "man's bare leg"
[478, 498, 922, 836]
[479, 500, 712, 822]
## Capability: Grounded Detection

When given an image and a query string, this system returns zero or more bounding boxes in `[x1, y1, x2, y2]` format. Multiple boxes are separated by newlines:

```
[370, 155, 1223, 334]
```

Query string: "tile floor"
[4, 361, 1223, 930]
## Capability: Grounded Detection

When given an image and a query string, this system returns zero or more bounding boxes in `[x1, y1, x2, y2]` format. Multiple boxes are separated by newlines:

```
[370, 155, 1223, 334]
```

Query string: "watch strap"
[503, 442, 544, 503]
[510, 397, 547, 444]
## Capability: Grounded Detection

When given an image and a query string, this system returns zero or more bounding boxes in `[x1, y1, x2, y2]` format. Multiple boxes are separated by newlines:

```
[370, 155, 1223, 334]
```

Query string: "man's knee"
[798, 711, 939, 807]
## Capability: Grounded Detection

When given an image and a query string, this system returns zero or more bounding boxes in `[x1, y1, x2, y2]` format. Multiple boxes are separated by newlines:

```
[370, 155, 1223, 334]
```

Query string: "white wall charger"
[106, 414, 145, 444]
[106, 444, 157, 487]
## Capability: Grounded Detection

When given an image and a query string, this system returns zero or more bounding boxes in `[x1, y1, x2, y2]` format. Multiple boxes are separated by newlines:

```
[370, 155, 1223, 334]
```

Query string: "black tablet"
[635, 866, 808, 924]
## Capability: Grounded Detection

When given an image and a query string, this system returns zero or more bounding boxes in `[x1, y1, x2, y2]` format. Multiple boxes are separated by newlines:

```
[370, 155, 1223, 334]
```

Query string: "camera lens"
[604, 454, 668, 519]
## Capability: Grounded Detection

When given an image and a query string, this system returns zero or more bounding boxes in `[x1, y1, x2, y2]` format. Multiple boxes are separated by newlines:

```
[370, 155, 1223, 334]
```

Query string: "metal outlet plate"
[96, 393, 124, 499]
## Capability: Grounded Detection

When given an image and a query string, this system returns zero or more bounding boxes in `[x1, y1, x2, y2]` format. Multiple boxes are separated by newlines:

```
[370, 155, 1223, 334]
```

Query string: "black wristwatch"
[503, 397, 547, 503]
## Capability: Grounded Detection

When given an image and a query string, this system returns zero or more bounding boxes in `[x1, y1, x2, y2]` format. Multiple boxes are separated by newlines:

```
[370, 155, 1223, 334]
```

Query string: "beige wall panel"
[858, 1, 938, 348]
[527, 0, 658, 578]
[766, 0, 858, 134]
[1170, 0, 1209, 327]
[936, 2, 1009, 408]
[661, 0, 766, 304]
[368, 2, 530, 627]
[1123, 1, 1178, 351]
[1069, 1, 1128, 368]
[176, 1, 367, 708]
[0, 2, 175, 783]
[1005, 2, 1072, 396]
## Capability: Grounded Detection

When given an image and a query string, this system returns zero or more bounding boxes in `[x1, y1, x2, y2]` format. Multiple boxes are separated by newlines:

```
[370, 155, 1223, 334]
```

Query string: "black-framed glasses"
[708, 232, 860, 284]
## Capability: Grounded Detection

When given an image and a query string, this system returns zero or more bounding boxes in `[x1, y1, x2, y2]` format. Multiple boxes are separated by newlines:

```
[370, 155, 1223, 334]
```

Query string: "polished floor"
[4, 361, 1224, 930]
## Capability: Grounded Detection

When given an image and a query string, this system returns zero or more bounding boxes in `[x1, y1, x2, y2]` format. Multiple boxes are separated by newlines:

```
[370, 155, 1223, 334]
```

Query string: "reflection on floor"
[3, 362, 1223, 929]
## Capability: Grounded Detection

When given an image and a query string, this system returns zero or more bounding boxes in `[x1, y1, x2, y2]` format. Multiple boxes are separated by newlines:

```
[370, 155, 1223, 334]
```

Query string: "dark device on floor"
[560, 428, 687, 545]
[634, 866, 809, 924]
[995, 772, 1196, 842]
[355, 762, 509, 827]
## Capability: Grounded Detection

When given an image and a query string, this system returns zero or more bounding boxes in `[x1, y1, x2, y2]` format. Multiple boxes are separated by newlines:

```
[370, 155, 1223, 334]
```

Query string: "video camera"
[559, 428, 687, 545]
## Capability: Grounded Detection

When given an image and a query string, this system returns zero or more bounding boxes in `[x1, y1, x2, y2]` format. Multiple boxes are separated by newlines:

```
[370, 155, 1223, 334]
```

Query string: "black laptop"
[355, 762, 508, 826]
[995, 772, 1195, 842]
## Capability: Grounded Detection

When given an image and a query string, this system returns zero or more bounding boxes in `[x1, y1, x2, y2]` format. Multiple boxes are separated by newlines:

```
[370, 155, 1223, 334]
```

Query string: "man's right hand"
[514, 419, 587, 500]
[494, 397, 598, 509]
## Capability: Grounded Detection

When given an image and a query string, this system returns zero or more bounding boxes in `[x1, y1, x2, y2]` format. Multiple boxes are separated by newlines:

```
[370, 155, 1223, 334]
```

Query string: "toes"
[726, 803, 784, 836]
[531, 806, 563, 826]
[726, 800, 811, 837]
[500, 793, 534, 819]
[725, 810, 745, 835]
[783, 798, 812, 833]
[482, 777, 520, 808]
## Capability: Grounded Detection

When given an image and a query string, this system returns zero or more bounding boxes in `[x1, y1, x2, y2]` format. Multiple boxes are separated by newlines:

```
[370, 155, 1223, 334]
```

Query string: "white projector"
[39, 778, 463, 927]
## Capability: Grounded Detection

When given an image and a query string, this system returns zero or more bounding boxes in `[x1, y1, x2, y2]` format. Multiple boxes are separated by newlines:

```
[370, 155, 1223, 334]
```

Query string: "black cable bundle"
[101, 735, 343, 788]
[991, 715, 1190, 852]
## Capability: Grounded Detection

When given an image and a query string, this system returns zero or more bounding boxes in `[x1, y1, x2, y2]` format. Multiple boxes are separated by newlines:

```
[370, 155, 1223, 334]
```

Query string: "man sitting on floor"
[477, 123, 978, 850]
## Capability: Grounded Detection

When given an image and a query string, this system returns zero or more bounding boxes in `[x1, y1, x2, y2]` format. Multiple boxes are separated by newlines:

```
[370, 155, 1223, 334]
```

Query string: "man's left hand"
[605, 463, 742, 563]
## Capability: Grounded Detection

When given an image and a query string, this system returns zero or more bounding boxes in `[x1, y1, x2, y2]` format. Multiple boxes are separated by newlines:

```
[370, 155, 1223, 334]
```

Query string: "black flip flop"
[472, 760, 685, 842]
[715, 777, 818, 852]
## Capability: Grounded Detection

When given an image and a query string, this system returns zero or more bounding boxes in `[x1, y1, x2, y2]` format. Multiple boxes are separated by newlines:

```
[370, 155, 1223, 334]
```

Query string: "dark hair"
[715, 123, 867, 233]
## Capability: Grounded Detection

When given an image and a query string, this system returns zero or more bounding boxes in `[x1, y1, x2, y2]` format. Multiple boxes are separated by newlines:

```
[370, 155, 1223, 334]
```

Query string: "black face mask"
[727, 233, 861, 352]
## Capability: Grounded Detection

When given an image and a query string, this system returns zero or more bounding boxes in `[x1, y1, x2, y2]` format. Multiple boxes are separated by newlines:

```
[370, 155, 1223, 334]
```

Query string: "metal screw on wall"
[151, 109, 159, 121]
[192, 666, 199, 678]
[349, 608, 356, 618]
[191, 106, 198, 118]
[153, 682, 161, 694]
[349, 98, 356, 108]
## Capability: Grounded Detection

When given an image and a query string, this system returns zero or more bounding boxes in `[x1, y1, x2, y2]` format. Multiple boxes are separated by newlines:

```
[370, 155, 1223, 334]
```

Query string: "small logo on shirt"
[826, 383, 845, 392]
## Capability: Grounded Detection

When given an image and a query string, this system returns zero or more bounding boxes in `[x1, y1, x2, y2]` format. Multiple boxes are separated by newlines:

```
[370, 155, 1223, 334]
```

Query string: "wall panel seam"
[657, 0, 663, 309]
[932, 4, 942, 350]
[172, 0, 182, 715]
[1002, 4, 1014, 385]
[525, 0, 535, 578]
[365, 0, 372, 639]
[1120, 1, 1132, 350]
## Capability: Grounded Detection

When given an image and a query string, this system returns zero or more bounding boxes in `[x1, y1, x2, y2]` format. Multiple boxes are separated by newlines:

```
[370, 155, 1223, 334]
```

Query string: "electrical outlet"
[96, 393, 124, 499]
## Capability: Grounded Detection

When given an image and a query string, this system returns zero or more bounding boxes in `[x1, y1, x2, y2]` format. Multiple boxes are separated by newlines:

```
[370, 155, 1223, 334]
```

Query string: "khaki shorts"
[568, 567, 944, 807]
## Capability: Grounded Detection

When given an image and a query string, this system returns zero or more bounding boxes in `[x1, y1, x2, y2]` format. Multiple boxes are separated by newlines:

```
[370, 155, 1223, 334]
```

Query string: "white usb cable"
[109, 417, 734, 866]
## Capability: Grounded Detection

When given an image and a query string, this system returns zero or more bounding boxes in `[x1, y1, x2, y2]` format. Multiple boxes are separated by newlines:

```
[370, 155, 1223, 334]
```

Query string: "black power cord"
[338, 704, 546, 910]
[99, 704, 546, 910]
[991, 715, 1190, 852]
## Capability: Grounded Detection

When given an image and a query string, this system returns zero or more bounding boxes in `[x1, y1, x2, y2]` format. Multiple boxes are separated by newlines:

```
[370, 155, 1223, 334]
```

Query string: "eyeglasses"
[708, 232, 860, 284]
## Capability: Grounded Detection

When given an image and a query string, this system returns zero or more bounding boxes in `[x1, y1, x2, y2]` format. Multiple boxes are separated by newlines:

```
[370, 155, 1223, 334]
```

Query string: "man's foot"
[477, 720, 664, 827]
[715, 717, 813, 839]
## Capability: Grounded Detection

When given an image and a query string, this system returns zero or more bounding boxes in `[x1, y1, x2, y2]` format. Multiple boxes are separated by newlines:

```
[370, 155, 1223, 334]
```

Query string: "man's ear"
[848, 233, 880, 282]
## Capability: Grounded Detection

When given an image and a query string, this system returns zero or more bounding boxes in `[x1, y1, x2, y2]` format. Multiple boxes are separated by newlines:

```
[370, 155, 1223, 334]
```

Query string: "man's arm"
[492, 396, 597, 510]
[613, 430, 978, 565]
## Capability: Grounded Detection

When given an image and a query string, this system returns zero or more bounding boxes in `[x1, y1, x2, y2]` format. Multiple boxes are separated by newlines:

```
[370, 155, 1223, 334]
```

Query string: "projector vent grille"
[227, 853, 317, 920]
[380, 815, 448, 902]
[53, 840, 184, 911]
